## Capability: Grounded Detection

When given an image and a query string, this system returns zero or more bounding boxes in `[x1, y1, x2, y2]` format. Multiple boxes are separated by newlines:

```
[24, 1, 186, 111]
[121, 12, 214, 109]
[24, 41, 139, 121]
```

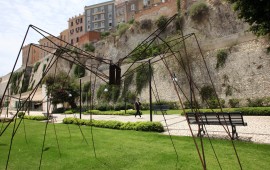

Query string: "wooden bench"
[186, 112, 247, 139]
[153, 105, 169, 114]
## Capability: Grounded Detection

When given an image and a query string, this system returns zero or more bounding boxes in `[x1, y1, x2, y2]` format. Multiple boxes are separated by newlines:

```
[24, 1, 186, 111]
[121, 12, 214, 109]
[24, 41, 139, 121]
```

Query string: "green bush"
[140, 19, 152, 30]
[189, 1, 209, 20]
[155, 16, 168, 30]
[63, 118, 164, 132]
[128, 19, 135, 24]
[247, 98, 264, 107]
[24, 115, 47, 121]
[229, 99, 240, 108]
[34, 62, 40, 72]
[52, 107, 65, 113]
[183, 101, 200, 109]
[74, 64, 85, 78]
[42, 64, 47, 73]
[200, 85, 215, 101]
[84, 43, 95, 52]
[216, 50, 228, 69]
[18, 112, 25, 118]
[64, 110, 73, 114]
[101, 31, 110, 38]
[207, 99, 225, 109]
[117, 23, 129, 36]
[86, 110, 100, 114]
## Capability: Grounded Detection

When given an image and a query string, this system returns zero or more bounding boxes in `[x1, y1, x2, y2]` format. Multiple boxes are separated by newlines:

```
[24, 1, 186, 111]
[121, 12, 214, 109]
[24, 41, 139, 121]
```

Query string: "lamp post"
[149, 60, 152, 122]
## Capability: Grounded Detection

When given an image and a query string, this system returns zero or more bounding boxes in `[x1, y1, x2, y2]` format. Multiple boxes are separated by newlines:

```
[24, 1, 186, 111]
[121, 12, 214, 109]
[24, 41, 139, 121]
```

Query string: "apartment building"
[38, 35, 61, 58]
[85, 0, 116, 32]
[59, 29, 69, 47]
[115, 0, 138, 24]
[68, 13, 85, 45]
[22, 44, 41, 66]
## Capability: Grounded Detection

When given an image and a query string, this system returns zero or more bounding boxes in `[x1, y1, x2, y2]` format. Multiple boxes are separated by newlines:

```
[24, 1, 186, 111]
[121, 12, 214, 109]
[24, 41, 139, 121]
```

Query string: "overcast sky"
[0, 0, 108, 77]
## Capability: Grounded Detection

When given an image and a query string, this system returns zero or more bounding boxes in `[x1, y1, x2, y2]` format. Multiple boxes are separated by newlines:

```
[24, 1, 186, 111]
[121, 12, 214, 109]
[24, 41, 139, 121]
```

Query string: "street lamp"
[104, 88, 108, 92]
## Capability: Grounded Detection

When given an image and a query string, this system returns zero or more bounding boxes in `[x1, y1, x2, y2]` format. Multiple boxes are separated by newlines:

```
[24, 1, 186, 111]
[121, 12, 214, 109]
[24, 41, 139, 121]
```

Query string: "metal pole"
[80, 79, 82, 119]
[149, 60, 152, 122]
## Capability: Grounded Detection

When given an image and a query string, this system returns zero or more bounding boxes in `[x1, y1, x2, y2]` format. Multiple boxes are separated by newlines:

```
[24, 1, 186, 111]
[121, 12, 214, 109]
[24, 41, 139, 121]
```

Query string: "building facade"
[115, 0, 138, 24]
[78, 31, 101, 49]
[22, 44, 41, 66]
[38, 36, 61, 58]
[68, 13, 85, 45]
[85, 0, 115, 32]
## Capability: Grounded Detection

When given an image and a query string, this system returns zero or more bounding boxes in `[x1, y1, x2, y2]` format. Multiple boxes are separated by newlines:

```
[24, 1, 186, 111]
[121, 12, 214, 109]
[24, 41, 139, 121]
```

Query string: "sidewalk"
[52, 113, 270, 144]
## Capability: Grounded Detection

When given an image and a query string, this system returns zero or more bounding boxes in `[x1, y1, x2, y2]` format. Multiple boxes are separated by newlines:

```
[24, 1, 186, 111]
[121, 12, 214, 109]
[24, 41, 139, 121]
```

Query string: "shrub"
[63, 118, 164, 132]
[189, 1, 209, 20]
[183, 101, 200, 109]
[155, 15, 168, 30]
[84, 43, 95, 52]
[114, 102, 134, 111]
[216, 50, 228, 69]
[229, 98, 240, 108]
[128, 19, 135, 24]
[42, 64, 47, 73]
[101, 31, 110, 38]
[52, 107, 65, 113]
[24, 115, 47, 121]
[140, 19, 152, 30]
[207, 99, 225, 109]
[34, 62, 40, 72]
[117, 23, 129, 36]
[86, 110, 100, 114]
[18, 112, 25, 118]
[247, 98, 264, 107]
[200, 85, 215, 101]
[64, 110, 73, 114]
[74, 64, 85, 78]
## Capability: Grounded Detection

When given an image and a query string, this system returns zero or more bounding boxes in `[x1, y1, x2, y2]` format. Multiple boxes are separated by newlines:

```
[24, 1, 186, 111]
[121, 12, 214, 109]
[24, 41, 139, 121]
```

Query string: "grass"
[0, 120, 269, 169]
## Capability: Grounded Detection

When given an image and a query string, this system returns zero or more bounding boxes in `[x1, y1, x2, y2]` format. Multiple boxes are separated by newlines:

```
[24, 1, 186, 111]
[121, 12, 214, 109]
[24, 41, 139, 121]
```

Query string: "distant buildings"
[21, 0, 174, 66]
[85, 0, 116, 32]
[68, 14, 85, 45]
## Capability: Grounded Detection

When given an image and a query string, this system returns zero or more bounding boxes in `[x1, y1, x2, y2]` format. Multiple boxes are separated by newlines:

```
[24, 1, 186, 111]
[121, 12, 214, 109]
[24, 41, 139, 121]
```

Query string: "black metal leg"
[232, 125, 237, 139]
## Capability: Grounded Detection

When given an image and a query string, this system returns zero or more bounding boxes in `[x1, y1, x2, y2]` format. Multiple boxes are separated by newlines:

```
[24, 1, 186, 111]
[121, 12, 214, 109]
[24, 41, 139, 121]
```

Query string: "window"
[94, 8, 98, 13]
[71, 21, 73, 26]
[94, 23, 98, 29]
[94, 15, 98, 20]
[80, 18, 83, 23]
[101, 6, 104, 12]
[101, 21, 104, 27]
[109, 22, 112, 27]
[131, 4, 135, 11]
[108, 12, 112, 19]
[101, 14, 104, 20]
[108, 5, 112, 12]
[71, 39, 73, 45]
[80, 26, 83, 32]
[76, 37, 79, 43]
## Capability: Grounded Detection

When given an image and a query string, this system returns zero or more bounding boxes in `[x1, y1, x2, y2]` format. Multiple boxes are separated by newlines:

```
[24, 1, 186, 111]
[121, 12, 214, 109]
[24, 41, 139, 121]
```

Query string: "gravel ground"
[2, 112, 270, 144]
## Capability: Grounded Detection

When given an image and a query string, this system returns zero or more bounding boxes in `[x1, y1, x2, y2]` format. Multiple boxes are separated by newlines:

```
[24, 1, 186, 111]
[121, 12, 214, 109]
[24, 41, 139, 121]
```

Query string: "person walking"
[134, 98, 142, 117]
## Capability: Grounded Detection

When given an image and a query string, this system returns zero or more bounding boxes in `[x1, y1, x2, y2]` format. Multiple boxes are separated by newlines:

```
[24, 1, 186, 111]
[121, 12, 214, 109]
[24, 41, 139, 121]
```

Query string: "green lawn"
[0, 120, 269, 170]
[141, 109, 181, 115]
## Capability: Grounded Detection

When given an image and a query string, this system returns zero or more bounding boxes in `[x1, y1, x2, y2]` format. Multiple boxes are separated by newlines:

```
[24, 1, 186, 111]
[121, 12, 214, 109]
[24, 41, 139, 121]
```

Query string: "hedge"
[23, 115, 47, 121]
[82, 110, 137, 115]
[179, 107, 270, 116]
[63, 118, 164, 132]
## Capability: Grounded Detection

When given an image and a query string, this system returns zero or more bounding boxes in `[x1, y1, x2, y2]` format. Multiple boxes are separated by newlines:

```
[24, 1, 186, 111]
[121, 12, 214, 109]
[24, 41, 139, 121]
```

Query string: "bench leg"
[231, 125, 238, 139]
[197, 124, 205, 137]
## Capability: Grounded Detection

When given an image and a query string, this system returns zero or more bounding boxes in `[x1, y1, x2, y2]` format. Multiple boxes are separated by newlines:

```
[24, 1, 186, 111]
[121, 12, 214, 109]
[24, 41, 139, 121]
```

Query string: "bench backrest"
[186, 112, 246, 126]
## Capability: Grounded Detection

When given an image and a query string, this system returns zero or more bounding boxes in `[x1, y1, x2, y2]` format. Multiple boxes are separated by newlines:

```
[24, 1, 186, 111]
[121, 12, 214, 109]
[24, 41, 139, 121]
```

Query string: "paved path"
[50, 114, 270, 144]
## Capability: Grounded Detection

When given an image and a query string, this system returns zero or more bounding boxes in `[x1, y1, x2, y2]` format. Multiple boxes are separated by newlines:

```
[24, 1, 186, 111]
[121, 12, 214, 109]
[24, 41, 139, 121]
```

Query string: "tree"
[84, 43, 95, 52]
[43, 71, 79, 109]
[227, 0, 270, 36]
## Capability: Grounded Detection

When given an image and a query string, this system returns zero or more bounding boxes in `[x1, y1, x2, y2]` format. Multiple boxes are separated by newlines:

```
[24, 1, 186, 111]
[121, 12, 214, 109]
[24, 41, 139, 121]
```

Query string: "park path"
[51, 113, 270, 144]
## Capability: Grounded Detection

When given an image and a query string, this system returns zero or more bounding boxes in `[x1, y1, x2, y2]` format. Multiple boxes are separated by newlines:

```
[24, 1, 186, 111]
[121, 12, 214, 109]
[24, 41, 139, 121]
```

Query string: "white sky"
[0, 0, 108, 77]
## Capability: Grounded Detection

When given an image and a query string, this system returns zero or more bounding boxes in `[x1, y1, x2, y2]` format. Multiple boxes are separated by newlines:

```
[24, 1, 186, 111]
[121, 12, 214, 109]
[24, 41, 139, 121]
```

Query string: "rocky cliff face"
[91, 2, 270, 106]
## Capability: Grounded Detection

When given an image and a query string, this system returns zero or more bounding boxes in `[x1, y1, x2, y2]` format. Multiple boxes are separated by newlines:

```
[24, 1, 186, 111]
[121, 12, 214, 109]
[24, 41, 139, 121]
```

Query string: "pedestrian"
[134, 98, 142, 117]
